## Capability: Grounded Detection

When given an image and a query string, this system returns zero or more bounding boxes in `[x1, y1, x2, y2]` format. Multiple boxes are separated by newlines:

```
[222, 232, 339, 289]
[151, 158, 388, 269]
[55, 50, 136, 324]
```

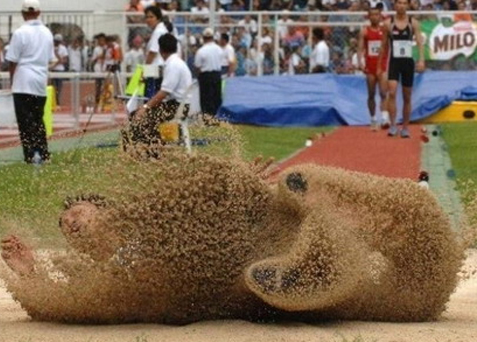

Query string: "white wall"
[0, 0, 123, 12]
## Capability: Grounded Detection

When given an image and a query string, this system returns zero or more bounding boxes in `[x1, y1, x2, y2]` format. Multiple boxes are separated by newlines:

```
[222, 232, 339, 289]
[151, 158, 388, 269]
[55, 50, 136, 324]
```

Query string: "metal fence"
[0, 71, 128, 130]
[1, 10, 476, 118]
[1, 10, 477, 76]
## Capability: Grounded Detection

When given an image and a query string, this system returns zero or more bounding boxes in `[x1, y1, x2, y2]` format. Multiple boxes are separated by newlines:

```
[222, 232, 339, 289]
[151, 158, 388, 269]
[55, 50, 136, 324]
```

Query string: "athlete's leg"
[366, 74, 379, 130]
[400, 61, 415, 136]
[366, 74, 377, 118]
[387, 80, 398, 136]
[378, 72, 388, 114]
[401, 86, 412, 133]
[378, 72, 390, 128]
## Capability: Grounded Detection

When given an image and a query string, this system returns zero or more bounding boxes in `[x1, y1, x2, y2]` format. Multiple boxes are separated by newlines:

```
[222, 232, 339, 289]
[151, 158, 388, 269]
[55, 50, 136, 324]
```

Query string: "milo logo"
[429, 21, 477, 60]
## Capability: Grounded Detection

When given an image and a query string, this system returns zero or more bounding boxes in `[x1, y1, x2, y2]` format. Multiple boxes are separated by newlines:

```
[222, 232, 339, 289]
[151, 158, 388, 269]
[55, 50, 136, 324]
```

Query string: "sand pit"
[0, 127, 474, 340]
[0, 249, 475, 342]
[0, 155, 464, 324]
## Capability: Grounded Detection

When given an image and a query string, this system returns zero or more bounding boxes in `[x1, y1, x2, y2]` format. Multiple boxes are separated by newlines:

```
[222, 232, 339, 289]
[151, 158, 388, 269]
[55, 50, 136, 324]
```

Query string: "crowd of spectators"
[123, 0, 477, 76]
[1, 0, 476, 78]
[132, 0, 477, 12]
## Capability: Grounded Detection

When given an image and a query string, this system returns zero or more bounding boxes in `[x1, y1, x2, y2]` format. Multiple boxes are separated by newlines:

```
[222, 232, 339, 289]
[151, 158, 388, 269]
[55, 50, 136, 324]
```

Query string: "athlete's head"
[368, 7, 382, 26]
[394, 0, 409, 14]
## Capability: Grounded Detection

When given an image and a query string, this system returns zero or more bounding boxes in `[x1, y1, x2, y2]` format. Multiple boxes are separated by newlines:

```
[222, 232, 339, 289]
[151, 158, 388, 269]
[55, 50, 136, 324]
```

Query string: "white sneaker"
[381, 111, 391, 129]
[370, 118, 379, 131]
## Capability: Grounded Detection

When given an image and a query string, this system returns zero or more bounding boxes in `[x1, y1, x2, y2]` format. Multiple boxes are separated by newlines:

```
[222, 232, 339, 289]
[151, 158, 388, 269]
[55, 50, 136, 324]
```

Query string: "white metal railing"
[2, 10, 476, 75]
[0, 71, 130, 129]
[1, 10, 476, 116]
[2, 11, 476, 73]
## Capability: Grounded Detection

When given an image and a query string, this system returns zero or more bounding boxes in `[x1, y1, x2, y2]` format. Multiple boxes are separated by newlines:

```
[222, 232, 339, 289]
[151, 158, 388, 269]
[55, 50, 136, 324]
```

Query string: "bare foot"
[1, 235, 35, 276]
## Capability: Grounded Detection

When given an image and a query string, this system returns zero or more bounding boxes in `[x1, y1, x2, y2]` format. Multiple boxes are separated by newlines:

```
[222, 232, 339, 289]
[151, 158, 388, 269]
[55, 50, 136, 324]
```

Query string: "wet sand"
[1, 249, 475, 342]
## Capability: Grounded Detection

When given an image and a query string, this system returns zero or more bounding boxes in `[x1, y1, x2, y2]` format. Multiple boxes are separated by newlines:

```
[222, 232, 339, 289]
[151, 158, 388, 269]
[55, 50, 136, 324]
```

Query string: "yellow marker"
[100, 81, 114, 112]
[126, 65, 146, 96]
[419, 101, 477, 123]
[43, 85, 55, 137]
[158, 122, 180, 143]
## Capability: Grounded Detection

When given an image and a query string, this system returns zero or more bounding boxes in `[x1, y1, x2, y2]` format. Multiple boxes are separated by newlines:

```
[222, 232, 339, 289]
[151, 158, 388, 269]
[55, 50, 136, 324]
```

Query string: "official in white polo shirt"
[219, 33, 236, 77]
[128, 33, 192, 146]
[144, 6, 168, 99]
[6, 0, 55, 163]
[194, 28, 223, 116]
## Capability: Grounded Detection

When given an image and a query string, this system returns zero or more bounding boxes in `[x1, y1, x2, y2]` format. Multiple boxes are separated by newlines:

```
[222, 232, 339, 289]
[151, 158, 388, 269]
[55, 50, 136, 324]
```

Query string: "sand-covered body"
[1, 152, 463, 324]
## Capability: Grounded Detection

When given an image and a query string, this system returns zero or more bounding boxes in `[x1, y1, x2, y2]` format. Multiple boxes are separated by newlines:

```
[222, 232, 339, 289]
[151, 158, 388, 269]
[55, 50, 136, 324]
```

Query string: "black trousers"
[198, 71, 222, 116]
[145, 77, 163, 99]
[13, 93, 50, 163]
[122, 100, 189, 150]
[388, 58, 415, 88]
[95, 78, 104, 106]
[51, 74, 64, 105]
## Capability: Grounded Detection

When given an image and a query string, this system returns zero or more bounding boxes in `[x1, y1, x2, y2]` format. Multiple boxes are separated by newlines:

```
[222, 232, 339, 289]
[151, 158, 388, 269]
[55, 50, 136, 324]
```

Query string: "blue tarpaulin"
[218, 71, 477, 127]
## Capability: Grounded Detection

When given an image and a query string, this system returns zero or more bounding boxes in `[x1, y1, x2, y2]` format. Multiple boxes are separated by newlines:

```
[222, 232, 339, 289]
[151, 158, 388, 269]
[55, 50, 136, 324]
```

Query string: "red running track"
[272, 125, 424, 180]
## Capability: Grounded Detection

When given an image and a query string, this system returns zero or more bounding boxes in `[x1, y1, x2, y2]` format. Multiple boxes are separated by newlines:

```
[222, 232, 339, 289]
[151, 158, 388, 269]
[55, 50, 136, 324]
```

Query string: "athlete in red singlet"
[358, 6, 390, 130]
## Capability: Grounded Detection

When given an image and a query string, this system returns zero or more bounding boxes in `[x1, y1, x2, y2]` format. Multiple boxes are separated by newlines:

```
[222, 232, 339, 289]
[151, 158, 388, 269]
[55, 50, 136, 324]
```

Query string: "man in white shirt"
[219, 33, 236, 77]
[144, 6, 168, 98]
[68, 38, 84, 72]
[124, 35, 145, 73]
[191, 0, 210, 23]
[91, 33, 107, 112]
[51, 34, 68, 72]
[194, 28, 223, 116]
[277, 11, 294, 41]
[51, 33, 68, 105]
[6, 0, 55, 163]
[310, 27, 330, 73]
[129, 33, 192, 147]
[238, 15, 258, 36]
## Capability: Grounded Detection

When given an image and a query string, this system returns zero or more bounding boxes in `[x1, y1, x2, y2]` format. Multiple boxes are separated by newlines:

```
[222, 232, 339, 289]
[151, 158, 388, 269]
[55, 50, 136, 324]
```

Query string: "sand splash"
[0, 126, 466, 324]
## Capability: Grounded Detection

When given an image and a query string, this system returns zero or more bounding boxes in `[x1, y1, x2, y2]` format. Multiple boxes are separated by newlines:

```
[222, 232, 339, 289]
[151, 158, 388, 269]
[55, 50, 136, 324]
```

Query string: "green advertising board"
[414, 18, 477, 62]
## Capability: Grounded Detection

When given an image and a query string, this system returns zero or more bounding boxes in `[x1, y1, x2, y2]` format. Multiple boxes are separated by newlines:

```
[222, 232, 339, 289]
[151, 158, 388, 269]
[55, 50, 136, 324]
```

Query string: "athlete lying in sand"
[0, 156, 464, 324]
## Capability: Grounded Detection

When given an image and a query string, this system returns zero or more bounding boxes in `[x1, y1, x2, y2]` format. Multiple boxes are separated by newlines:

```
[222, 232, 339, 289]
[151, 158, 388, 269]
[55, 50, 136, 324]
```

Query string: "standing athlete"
[378, 0, 425, 138]
[358, 6, 390, 131]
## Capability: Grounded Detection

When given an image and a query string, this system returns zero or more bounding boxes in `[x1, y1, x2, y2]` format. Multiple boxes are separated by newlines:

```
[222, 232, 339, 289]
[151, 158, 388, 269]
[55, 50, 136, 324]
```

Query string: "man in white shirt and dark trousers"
[219, 33, 236, 77]
[51, 33, 68, 106]
[124, 33, 192, 151]
[68, 37, 85, 72]
[6, 0, 55, 163]
[194, 28, 223, 118]
[310, 28, 330, 73]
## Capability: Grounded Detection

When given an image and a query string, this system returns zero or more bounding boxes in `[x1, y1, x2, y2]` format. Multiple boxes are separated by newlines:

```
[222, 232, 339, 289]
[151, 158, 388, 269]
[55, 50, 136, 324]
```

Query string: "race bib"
[368, 41, 381, 56]
[393, 40, 412, 58]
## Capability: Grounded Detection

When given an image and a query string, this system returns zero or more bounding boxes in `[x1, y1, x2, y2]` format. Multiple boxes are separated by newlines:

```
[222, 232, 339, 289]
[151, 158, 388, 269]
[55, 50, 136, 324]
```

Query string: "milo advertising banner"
[416, 19, 477, 62]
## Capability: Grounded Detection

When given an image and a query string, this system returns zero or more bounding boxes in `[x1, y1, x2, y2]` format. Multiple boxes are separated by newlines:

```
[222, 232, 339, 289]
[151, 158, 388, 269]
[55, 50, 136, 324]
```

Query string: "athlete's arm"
[357, 27, 365, 71]
[413, 18, 425, 72]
